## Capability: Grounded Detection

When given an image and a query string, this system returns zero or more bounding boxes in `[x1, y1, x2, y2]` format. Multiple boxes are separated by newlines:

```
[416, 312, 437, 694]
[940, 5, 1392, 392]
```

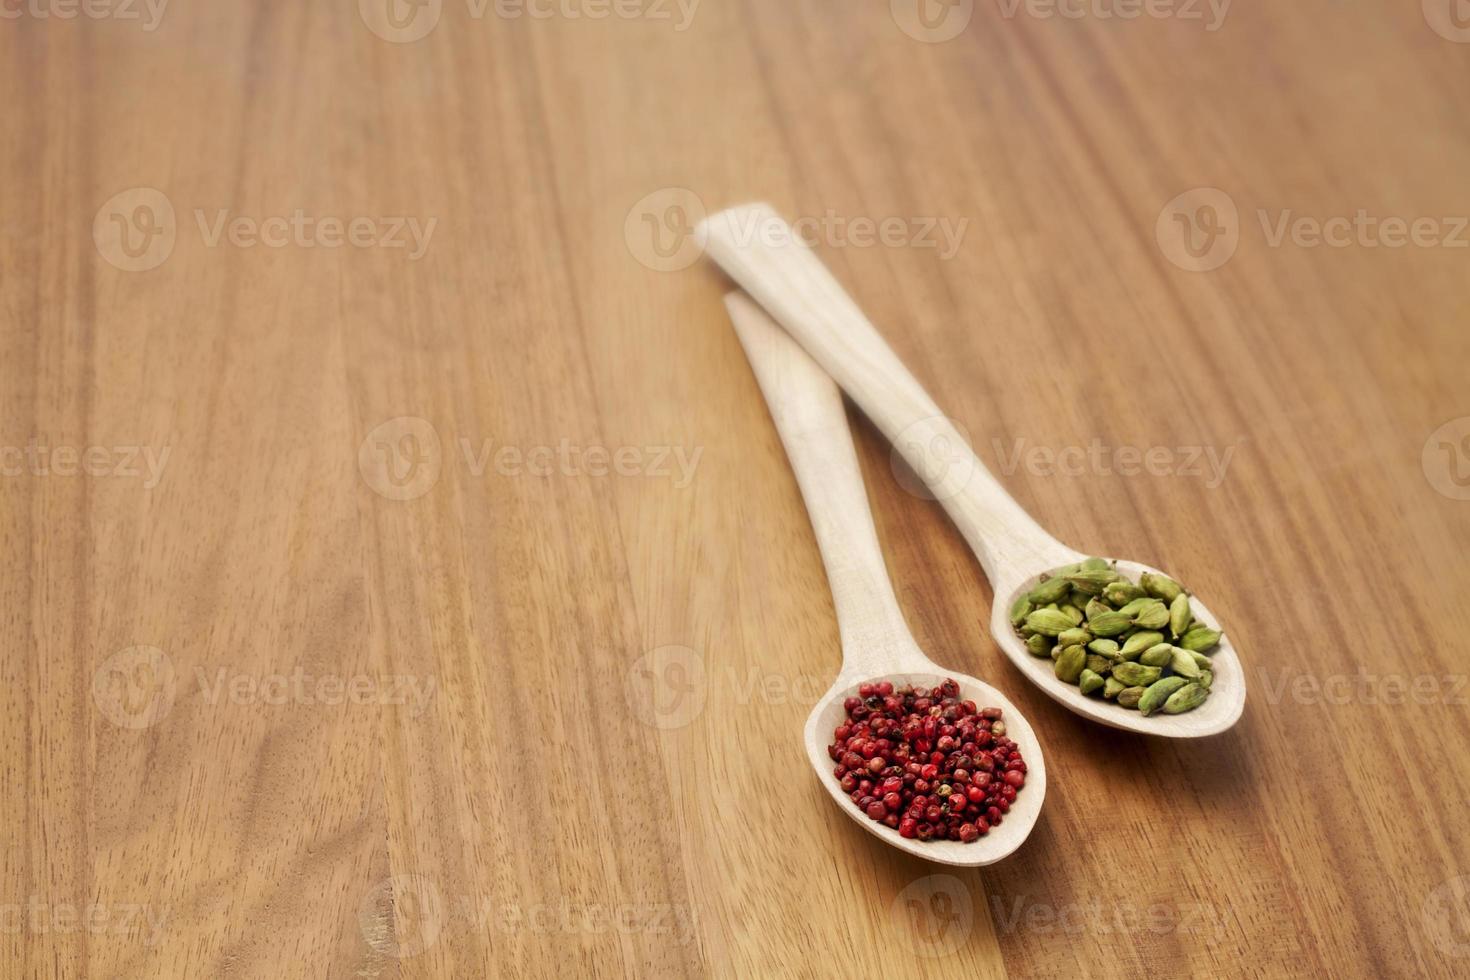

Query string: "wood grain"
[3, 1, 1468, 976]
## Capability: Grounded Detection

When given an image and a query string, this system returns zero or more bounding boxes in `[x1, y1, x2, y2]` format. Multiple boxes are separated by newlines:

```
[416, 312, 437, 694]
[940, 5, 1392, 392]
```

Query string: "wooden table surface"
[5, 1, 1469, 977]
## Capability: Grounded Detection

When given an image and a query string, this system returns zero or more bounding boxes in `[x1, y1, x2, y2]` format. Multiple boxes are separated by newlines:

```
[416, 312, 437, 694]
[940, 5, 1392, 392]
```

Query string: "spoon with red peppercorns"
[702, 206, 1246, 738]
[727, 292, 1045, 866]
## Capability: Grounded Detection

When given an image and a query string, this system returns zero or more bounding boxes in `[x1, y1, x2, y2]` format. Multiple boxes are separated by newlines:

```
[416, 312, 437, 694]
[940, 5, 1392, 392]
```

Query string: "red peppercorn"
[829, 678, 1026, 845]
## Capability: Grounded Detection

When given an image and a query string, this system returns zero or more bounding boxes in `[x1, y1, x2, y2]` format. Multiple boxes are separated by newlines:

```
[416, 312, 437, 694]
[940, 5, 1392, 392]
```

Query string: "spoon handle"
[700, 204, 1077, 583]
[726, 291, 930, 678]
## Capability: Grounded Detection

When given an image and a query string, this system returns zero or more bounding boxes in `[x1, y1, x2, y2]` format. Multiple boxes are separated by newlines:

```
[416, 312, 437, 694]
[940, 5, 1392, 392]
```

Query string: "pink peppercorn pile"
[827, 678, 1026, 844]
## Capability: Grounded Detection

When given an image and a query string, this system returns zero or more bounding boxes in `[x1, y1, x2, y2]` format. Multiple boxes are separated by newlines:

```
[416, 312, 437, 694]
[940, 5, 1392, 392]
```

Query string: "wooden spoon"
[726, 291, 1046, 867]
[703, 205, 1245, 738]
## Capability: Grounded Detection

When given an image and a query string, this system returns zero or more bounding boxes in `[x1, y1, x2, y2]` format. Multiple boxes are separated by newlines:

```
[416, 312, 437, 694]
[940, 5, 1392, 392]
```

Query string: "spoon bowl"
[989, 557, 1245, 736]
[804, 667, 1046, 867]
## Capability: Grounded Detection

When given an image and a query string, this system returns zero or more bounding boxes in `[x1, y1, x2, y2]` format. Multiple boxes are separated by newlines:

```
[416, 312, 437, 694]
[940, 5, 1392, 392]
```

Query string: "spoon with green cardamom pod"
[697, 204, 1246, 737]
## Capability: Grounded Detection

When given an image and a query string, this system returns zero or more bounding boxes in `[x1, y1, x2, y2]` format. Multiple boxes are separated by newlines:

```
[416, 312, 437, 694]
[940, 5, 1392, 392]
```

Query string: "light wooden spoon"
[702, 204, 1245, 738]
[726, 291, 1046, 867]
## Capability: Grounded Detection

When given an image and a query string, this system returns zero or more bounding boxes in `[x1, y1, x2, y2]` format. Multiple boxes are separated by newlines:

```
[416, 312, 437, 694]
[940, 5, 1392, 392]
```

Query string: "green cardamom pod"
[1188, 650, 1213, 671]
[1198, 669, 1213, 690]
[1059, 604, 1085, 627]
[1025, 633, 1051, 657]
[1103, 677, 1125, 700]
[1119, 630, 1164, 659]
[1163, 682, 1208, 714]
[1023, 608, 1074, 637]
[1065, 568, 1120, 595]
[1169, 647, 1202, 679]
[1115, 597, 1153, 618]
[1132, 599, 1171, 630]
[1009, 594, 1034, 627]
[1111, 662, 1162, 687]
[1102, 581, 1146, 606]
[1027, 575, 1072, 606]
[1139, 643, 1175, 668]
[1138, 676, 1189, 716]
[1087, 638, 1120, 657]
[1140, 572, 1183, 603]
[1084, 597, 1112, 622]
[1079, 668, 1105, 695]
[1058, 627, 1093, 648]
[1169, 593, 1192, 637]
[1070, 590, 1095, 611]
[1180, 626, 1222, 652]
[1081, 556, 1111, 571]
[1085, 653, 1112, 675]
[1116, 686, 1146, 709]
[1054, 645, 1086, 684]
[1088, 610, 1134, 637]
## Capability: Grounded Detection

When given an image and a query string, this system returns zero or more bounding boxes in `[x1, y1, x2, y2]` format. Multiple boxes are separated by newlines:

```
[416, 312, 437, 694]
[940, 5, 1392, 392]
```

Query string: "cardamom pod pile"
[1010, 558, 1222, 716]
